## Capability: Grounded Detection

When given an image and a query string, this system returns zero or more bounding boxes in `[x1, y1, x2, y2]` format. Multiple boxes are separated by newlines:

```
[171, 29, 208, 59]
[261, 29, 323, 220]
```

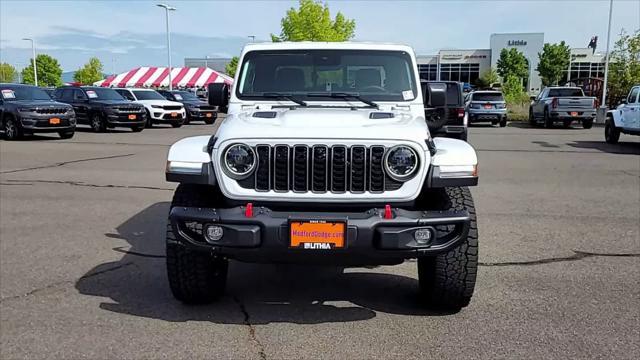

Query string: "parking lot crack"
[479, 250, 640, 267]
[0, 179, 172, 191]
[0, 153, 136, 174]
[233, 296, 268, 360]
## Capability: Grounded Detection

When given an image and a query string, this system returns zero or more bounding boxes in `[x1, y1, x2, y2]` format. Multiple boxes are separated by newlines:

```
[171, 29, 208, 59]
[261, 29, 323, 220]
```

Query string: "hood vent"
[252, 111, 277, 119]
[369, 112, 394, 119]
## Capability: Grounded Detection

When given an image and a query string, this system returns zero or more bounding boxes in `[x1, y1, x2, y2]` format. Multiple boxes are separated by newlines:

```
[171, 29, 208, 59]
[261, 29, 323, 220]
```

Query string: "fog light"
[414, 228, 432, 244]
[205, 225, 224, 243]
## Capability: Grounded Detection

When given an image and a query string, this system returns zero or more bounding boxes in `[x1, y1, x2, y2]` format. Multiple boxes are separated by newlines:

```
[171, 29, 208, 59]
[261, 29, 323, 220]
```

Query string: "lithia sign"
[508, 40, 527, 46]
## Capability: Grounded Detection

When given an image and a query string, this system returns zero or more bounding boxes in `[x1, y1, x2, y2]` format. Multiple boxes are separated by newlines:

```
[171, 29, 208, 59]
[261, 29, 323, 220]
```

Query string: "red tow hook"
[245, 202, 254, 218]
[384, 204, 393, 219]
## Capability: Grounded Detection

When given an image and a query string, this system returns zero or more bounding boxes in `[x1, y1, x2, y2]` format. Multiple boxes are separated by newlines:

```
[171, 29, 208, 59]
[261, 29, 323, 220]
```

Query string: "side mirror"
[530, 96, 536, 101]
[208, 83, 229, 107]
[426, 83, 447, 108]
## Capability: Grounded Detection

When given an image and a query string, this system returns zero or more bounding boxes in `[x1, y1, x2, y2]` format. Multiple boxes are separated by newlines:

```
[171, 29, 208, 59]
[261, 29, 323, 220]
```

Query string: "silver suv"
[465, 91, 507, 127]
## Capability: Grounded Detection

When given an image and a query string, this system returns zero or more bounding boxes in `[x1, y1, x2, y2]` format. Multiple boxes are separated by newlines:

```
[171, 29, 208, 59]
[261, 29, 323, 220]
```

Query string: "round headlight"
[384, 145, 418, 181]
[223, 144, 256, 178]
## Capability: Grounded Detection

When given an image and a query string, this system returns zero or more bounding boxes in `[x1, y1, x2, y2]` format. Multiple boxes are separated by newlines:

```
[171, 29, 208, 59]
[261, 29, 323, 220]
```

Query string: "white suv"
[115, 88, 186, 128]
[164, 42, 480, 310]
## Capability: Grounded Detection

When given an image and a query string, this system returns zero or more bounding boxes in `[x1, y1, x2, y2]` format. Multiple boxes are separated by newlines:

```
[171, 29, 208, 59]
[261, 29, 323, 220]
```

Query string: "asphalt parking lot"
[1, 121, 639, 359]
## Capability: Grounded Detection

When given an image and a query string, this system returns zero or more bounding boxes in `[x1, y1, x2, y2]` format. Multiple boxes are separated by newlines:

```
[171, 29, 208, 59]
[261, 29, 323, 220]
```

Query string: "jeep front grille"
[36, 108, 68, 114]
[238, 144, 403, 193]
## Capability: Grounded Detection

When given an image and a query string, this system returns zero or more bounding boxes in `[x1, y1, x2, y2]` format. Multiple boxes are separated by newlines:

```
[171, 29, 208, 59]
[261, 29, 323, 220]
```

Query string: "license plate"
[128, 114, 137, 120]
[571, 111, 578, 117]
[290, 220, 346, 249]
[484, 104, 492, 109]
[49, 118, 60, 125]
[205, 113, 212, 118]
[171, 112, 178, 117]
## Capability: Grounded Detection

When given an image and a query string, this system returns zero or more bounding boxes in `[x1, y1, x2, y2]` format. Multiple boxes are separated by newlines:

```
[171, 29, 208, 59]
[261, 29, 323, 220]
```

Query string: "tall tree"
[496, 48, 528, 81]
[0, 63, 17, 83]
[607, 29, 640, 106]
[536, 41, 570, 86]
[475, 68, 499, 88]
[21, 54, 63, 87]
[225, 56, 239, 77]
[74, 57, 104, 85]
[271, 0, 355, 42]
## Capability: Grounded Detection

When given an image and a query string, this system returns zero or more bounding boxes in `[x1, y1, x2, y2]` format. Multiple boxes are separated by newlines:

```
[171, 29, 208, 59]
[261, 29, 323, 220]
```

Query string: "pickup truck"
[605, 85, 640, 143]
[164, 42, 480, 310]
[529, 87, 597, 128]
[421, 80, 467, 140]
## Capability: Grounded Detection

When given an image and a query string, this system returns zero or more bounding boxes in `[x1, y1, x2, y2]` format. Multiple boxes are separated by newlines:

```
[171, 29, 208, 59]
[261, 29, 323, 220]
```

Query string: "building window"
[418, 64, 437, 81]
[439, 63, 479, 84]
[566, 62, 606, 80]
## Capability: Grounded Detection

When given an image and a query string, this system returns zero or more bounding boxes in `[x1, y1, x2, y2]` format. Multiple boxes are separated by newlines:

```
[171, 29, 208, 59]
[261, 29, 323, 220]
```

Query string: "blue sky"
[1, 0, 639, 73]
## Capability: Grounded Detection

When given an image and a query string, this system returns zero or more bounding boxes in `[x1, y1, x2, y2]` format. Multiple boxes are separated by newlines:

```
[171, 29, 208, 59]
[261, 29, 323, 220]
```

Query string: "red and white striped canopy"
[94, 67, 233, 88]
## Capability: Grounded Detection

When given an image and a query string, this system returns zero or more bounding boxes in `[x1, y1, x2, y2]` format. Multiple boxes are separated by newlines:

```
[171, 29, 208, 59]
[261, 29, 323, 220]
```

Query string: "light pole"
[157, 3, 176, 90]
[22, 38, 37, 86]
[601, 0, 614, 110]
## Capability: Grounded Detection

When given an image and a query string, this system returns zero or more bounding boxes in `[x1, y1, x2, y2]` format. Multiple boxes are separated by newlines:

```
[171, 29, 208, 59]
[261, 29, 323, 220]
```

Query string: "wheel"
[417, 187, 478, 310]
[3, 117, 22, 140]
[131, 126, 144, 132]
[582, 118, 594, 129]
[605, 117, 620, 144]
[58, 131, 74, 139]
[90, 113, 106, 133]
[145, 110, 153, 128]
[171, 121, 183, 128]
[528, 108, 536, 126]
[544, 108, 553, 128]
[166, 184, 228, 304]
[499, 118, 507, 127]
[563, 120, 572, 129]
[183, 117, 190, 125]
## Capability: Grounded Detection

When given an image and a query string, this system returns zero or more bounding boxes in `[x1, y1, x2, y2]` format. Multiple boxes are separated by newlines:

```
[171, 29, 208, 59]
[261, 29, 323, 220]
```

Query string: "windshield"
[473, 92, 504, 102]
[237, 50, 417, 102]
[548, 88, 584, 97]
[174, 91, 198, 101]
[132, 90, 166, 100]
[1, 86, 51, 101]
[87, 88, 125, 100]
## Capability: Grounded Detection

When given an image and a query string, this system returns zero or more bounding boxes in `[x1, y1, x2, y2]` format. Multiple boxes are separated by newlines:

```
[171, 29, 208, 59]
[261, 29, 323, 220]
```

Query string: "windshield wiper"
[306, 92, 379, 109]
[261, 92, 307, 107]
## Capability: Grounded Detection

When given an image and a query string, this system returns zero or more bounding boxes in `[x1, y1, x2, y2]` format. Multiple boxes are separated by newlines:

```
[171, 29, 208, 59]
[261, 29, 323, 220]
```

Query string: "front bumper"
[106, 112, 146, 127]
[188, 110, 217, 120]
[150, 109, 186, 121]
[168, 205, 471, 265]
[19, 114, 76, 133]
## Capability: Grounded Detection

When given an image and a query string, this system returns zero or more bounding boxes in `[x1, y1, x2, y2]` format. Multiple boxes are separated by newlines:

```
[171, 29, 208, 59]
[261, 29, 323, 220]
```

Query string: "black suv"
[421, 80, 467, 141]
[1, 83, 76, 140]
[157, 90, 217, 125]
[53, 86, 146, 132]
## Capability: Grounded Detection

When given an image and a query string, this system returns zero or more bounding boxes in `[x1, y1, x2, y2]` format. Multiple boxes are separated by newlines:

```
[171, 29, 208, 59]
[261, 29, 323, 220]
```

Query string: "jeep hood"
[216, 108, 428, 146]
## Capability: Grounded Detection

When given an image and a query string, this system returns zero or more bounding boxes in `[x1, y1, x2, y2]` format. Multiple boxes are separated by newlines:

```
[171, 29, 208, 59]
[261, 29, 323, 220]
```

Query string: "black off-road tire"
[166, 184, 228, 304]
[544, 108, 553, 128]
[58, 131, 75, 139]
[3, 116, 22, 140]
[417, 187, 478, 310]
[145, 110, 153, 128]
[499, 118, 507, 127]
[528, 108, 536, 127]
[582, 118, 594, 129]
[90, 113, 106, 133]
[605, 117, 620, 144]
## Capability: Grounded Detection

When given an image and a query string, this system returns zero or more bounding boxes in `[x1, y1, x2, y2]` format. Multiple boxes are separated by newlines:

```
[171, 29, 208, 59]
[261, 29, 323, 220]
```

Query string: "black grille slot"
[369, 146, 385, 192]
[293, 146, 309, 192]
[273, 145, 289, 192]
[163, 105, 182, 111]
[331, 146, 347, 192]
[312, 146, 329, 192]
[350, 146, 366, 192]
[255, 145, 271, 191]
[36, 108, 67, 114]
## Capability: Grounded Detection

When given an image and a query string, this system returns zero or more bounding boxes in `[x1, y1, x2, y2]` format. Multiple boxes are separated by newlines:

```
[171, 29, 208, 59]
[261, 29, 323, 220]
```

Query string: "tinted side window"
[53, 89, 63, 99]
[446, 83, 460, 105]
[628, 87, 639, 104]
[61, 89, 74, 101]
[74, 89, 87, 100]
[116, 90, 135, 101]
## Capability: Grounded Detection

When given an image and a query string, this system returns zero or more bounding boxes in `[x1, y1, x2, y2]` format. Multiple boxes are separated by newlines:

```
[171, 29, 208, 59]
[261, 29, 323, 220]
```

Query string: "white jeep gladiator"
[165, 42, 479, 310]
[605, 85, 640, 143]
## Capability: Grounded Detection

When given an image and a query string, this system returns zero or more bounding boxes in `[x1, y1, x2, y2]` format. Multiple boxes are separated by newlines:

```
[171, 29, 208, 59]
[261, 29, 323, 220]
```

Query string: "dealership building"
[185, 32, 607, 94]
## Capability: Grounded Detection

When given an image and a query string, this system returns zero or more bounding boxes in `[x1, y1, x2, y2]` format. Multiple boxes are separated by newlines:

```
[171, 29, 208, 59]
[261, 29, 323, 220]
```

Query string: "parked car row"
[0, 84, 218, 140]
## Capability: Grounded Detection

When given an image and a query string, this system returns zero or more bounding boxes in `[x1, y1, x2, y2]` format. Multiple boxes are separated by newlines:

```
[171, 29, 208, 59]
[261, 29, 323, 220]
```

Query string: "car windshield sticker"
[1, 89, 16, 99]
[174, 94, 183, 100]
[86, 90, 98, 98]
[402, 90, 413, 100]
